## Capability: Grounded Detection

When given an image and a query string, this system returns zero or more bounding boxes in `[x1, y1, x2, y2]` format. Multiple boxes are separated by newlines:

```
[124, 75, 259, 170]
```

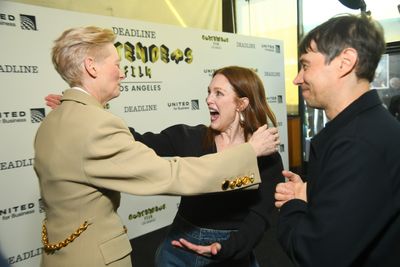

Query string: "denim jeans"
[155, 214, 260, 267]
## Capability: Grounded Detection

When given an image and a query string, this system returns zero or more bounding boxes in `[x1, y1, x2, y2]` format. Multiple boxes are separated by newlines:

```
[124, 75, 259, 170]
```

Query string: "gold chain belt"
[42, 219, 89, 253]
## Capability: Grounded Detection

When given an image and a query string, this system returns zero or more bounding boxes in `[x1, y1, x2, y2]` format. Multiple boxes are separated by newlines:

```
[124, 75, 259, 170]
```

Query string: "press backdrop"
[0, 1, 288, 266]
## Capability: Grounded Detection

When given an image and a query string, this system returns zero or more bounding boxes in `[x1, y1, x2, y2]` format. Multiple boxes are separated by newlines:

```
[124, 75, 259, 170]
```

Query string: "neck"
[215, 123, 246, 151]
[81, 81, 107, 107]
[325, 79, 370, 120]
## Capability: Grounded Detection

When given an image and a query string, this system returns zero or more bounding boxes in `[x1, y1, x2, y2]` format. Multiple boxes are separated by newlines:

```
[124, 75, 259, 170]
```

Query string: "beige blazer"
[34, 89, 261, 267]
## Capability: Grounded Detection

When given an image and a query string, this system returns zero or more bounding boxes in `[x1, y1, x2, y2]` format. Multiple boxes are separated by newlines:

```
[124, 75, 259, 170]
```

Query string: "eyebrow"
[299, 57, 309, 65]
[208, 86, 225, 91]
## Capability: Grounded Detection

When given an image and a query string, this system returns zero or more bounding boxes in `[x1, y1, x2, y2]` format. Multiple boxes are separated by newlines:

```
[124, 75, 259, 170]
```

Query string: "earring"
[239, 112, 245, 123]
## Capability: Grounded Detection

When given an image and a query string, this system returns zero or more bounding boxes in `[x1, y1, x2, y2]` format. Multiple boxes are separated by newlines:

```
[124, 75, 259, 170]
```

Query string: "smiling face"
[293, 41, 339, 112]
[206, 74, 241, 132]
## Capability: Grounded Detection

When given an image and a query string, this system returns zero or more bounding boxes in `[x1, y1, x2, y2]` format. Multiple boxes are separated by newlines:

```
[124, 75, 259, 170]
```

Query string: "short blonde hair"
[52, 26, 116, 87]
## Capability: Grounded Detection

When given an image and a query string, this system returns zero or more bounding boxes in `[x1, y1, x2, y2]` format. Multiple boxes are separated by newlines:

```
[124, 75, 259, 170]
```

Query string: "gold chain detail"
[229, 176, 255, 189]
[42, 219, 89, 253]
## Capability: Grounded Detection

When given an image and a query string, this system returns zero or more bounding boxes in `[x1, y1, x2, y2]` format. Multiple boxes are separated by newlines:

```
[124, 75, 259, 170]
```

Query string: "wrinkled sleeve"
[83, 117, 261, 196]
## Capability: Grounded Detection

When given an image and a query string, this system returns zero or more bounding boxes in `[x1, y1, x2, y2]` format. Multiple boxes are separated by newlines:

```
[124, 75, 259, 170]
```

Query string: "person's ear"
[238, 97, 249, 111]
[339, 47, 358, 77]
[84, 57, 97, 78]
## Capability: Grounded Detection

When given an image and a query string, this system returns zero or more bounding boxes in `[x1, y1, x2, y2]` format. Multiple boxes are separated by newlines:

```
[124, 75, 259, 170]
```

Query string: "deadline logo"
[20, 14, 37, 30]
[8, 247, 43, 265]
[236, 41, 256, 49]
[30, 108, 45, 123]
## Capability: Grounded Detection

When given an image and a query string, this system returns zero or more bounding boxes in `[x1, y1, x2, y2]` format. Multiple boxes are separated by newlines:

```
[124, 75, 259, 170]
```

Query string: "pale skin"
[81, 43, 125, 106]
[275, 40, 370, 208]
[46, 72, 280, 256]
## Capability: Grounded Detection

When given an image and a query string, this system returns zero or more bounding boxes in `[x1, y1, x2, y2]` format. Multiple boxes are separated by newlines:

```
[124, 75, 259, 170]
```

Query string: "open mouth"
[209, 108, 219, 121]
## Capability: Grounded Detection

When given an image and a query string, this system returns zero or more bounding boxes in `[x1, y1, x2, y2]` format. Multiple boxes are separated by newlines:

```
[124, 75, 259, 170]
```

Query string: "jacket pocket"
[99, 231, 132, 265]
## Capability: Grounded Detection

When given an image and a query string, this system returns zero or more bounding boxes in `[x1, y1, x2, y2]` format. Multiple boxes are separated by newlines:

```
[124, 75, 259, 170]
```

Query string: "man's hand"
[171, 238, 221, 257]
[275, 170, 307, 208]
[249, 125, 280, 157]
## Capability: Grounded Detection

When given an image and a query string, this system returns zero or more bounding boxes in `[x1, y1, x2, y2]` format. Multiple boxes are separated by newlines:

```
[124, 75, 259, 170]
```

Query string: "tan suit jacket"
[34, 89, 261, 267]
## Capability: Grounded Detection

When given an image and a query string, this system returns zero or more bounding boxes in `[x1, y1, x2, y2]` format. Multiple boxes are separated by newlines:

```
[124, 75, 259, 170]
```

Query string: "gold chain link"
[229, 175, 255, 189]
[42, 219, 89, 253]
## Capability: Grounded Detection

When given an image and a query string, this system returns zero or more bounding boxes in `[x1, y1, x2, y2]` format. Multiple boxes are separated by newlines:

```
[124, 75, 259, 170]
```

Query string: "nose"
[293, 69, 303, 86]
[120, 69, 126, 80]
[206, 94, 213, 105]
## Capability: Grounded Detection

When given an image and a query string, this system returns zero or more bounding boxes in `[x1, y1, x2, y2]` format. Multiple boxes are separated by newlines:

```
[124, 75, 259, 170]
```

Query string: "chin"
[114, 90, 121, 98]
[209, 123, 219, 131]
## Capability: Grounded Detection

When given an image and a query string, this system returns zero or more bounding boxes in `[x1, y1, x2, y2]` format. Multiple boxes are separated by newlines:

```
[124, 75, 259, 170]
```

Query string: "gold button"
[222, 180, 230, 191]
[229, 180, 236, 189]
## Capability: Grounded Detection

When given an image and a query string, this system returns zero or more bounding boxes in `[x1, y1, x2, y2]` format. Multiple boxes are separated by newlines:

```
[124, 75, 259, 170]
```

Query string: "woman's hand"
[45, 94, 62, 109]
[248, 125, 280, 156]
[171, 238, 221, 257]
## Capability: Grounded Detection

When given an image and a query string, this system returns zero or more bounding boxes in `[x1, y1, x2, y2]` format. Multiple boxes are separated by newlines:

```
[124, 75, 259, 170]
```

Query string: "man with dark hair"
[275, 14, 400, 267]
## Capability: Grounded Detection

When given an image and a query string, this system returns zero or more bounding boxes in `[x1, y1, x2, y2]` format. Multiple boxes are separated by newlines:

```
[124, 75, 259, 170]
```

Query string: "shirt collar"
[71, 86, 90, 95]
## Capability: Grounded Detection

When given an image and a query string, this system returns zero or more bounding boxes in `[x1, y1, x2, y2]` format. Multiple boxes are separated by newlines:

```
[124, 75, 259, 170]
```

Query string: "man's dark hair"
[299, 14, 386, 82]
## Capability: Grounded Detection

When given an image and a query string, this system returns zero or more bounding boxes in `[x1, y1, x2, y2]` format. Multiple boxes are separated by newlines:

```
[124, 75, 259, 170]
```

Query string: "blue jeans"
[155, 214, 260, 267]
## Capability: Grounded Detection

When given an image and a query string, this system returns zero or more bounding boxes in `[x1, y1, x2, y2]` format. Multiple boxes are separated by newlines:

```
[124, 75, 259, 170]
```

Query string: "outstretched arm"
[129, 124, 206, 156]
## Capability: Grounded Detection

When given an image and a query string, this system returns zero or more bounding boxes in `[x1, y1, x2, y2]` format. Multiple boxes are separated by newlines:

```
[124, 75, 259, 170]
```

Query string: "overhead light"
[338, 0, 370, 15]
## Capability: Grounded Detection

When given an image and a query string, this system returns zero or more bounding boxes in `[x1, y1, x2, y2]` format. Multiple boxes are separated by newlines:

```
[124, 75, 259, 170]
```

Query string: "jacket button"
[221, 180, 230, 190]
